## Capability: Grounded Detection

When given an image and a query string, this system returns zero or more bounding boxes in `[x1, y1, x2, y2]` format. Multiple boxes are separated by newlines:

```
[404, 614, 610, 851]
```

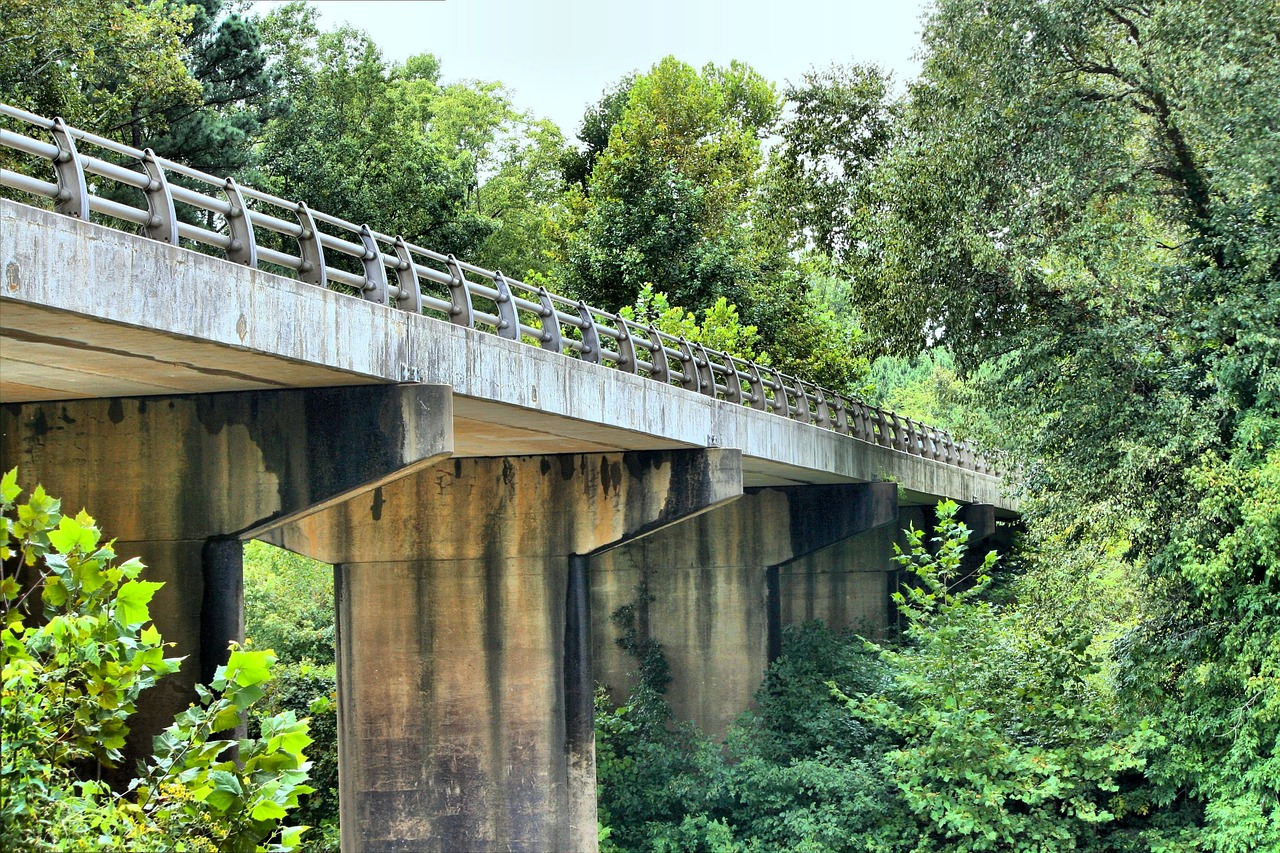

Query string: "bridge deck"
[1, 199, 1012, 511]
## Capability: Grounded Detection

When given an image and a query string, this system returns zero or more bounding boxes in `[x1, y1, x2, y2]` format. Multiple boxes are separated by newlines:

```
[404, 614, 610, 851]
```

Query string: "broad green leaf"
[1, 468, 19, 503]
[225, 648, 275, 688]
[115, 579, 162, 625]
[231, 681, 266, 712]
[43, 578, 68, 607]
[251, 799, 288, 821]
[212, 770, 243, 793]
[212, 705, 243, 734]
[278, 825, 308, 850]
[78, 558, 106, 594]
[47, 515, 85, 553]
[269, 724, 313, 759]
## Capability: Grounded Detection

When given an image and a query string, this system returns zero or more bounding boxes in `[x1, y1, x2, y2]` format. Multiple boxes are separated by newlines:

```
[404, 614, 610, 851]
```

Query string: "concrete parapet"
[264, 449, 741, 853]
[591, 481, 898, 739]
[0, 384, 453, 773]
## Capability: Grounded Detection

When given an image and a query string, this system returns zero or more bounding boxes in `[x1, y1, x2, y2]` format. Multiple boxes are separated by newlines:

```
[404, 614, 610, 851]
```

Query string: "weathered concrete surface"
[1, 199, 1012, 509]
[265, 449, 741, 853]
[0, 384, 453, 770]
[776, 525, 899, 638]
[591, 482, 897, 738]
[959, 502, 998, 544]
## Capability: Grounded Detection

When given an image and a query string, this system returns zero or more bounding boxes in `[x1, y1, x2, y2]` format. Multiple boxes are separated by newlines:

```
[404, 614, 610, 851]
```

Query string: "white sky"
[248, 0, 933, 138]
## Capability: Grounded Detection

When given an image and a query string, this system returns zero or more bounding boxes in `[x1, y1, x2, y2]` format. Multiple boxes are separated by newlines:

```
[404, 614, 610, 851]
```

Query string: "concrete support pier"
[264, 449, 742, 853]
[592, 482, 898, 738]
[0, 384, 453, 771]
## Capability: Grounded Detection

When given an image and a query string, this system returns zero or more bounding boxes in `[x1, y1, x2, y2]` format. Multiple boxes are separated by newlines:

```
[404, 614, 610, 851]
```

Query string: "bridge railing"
[0, 104, 1001, 476]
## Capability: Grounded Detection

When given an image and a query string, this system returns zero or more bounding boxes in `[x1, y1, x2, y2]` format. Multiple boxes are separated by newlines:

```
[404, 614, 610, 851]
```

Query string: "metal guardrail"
[0, 103, 999, 476]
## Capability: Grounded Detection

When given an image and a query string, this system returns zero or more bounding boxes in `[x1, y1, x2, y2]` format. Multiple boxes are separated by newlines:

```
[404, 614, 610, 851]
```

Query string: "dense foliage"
[595, 504, 1181, 852]
[596, 595, 898, 852]
[0, 472, 313, 851]
[241, 542, 339, 853]
[849, 1, 1280, 846]
[594, 0, 1279, 846]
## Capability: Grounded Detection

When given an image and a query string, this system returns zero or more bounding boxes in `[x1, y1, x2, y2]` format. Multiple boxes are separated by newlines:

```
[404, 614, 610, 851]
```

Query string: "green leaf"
[270, 724, 313, 759]
[78, 558, 106, 594]
[205, 769, 244, 812]
[251, 799, 288, 821]
[1, 468, 20, 503]
[278, 825, 307, 850]
[118, 556, 145, 580]
[115, 579, 162, 625]
[47, 515, 85, 553]
[231, 682, 266, 712]
[225, 648, 275, 688]
[212, 704, 243, 734]
[43, 577, 68, 607]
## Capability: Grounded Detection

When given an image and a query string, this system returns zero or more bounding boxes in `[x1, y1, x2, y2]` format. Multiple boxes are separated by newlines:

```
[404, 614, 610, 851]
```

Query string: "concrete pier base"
[264, 449, 742, 853]
[591, 482, 898, 738]
[0, 384, 453, 771]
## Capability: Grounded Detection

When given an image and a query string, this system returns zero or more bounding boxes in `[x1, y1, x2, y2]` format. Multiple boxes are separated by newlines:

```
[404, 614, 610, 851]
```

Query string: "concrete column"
[591, 481, 897, 739]
[263, 449, 742, 853]
[0, 384, 453, 772]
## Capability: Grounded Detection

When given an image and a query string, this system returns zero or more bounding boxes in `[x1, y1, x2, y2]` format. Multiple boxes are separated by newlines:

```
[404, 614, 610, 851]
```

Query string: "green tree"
[141, 0, 276, 177]
[719, 622, 903, 853]
[255, 3, 504, 259]
[554, 59, 872, 393]
[242, 541, 333, 667]
[758, 63, 896, 263]
[619, 283, 766, 363]
[839, 2, 1279, 840]
[746, 263, 872, 396]
[242, 540, 339, 852]
[561, 77, 634, 192]
[0, 0, 200, 135]
[471, 117, 571, 280]
[552, 57, 780, 313]
[849, 501, 1165, 851]
[0, 0, 272, 174]
[0, 470, 313, 851]
[864, 348, 998, 443]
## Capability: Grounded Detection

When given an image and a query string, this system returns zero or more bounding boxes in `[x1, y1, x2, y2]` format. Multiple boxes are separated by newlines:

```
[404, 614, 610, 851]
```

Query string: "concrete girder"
[958, 503, 997, 542]
[263, 449, 742, 853]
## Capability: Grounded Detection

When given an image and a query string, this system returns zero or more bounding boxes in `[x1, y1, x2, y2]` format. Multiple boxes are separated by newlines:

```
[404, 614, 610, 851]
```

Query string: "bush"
[848, 500, 1159, 851]
[242, 540, 339, 850]
[0, 469, 313, 852]
[250, 661, 338, 853]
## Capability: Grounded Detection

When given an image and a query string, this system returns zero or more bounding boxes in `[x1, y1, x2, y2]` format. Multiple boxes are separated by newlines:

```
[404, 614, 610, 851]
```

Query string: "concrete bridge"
[0, 108, 1015, 851]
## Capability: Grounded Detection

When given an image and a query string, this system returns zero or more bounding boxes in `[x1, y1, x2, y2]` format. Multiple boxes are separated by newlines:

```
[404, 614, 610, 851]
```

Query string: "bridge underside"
[0, 198, 1014, 507]
[0, 386, 974, 852]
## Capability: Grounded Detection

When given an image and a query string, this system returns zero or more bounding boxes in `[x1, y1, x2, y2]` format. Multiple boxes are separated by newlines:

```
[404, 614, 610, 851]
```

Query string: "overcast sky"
[250, 0, 933, 137]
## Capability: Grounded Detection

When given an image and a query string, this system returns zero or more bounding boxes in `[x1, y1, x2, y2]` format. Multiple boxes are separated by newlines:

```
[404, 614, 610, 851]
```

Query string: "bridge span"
[0, 108, 1013, 851]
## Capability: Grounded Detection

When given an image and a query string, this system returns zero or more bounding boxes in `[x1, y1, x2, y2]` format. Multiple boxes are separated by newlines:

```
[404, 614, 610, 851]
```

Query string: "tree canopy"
[552, 57, 780, 313]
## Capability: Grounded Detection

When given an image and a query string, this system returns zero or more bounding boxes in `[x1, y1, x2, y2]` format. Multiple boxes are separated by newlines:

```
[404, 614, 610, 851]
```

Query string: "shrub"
[0, 469, 313, 852]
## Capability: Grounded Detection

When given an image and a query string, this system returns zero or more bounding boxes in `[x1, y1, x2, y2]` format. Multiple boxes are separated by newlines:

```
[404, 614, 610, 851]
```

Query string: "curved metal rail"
[0, 104, 1000, 476]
